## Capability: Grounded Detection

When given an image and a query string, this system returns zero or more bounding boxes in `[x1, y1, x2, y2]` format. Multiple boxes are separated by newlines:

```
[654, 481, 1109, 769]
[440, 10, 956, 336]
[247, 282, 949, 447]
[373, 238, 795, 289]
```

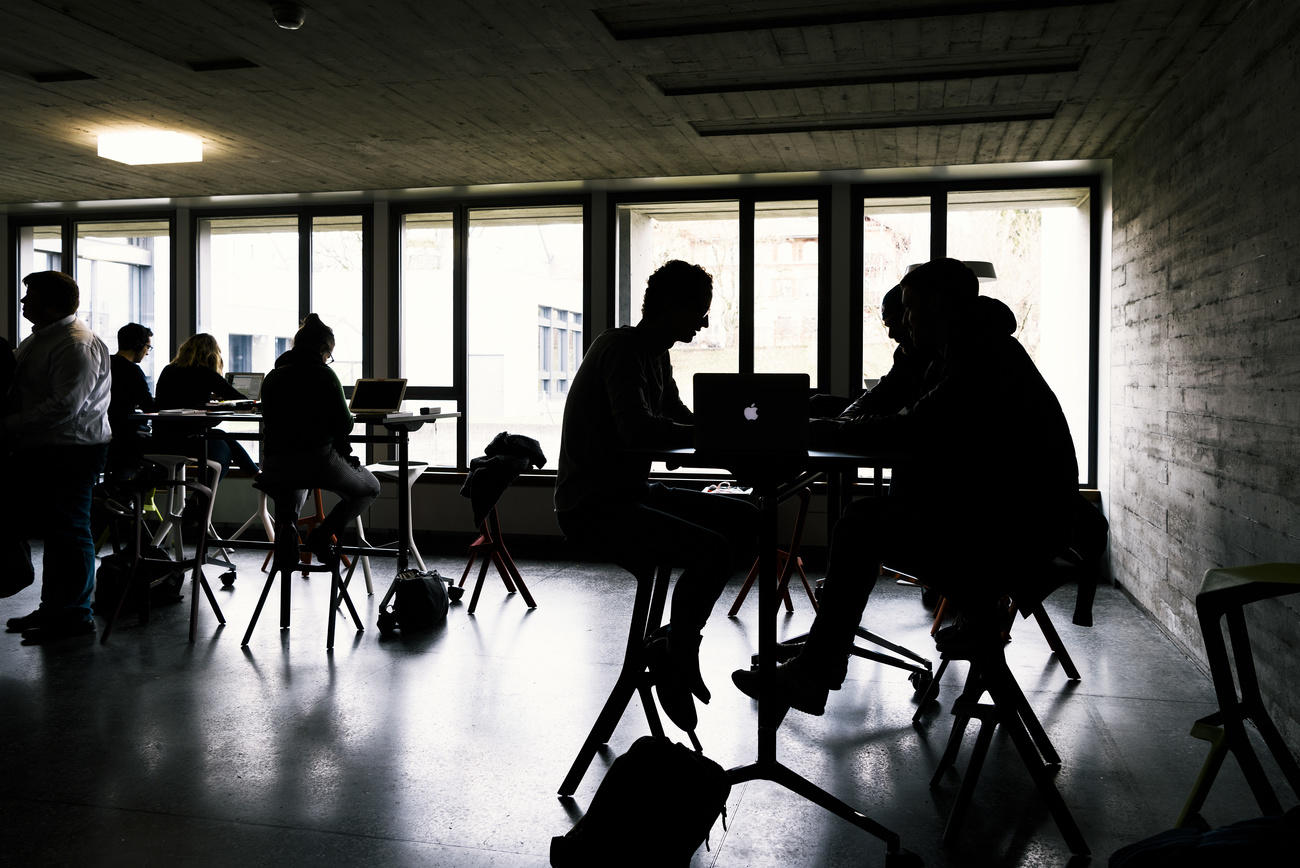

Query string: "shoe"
[304, 528, 340, 565]
[6, 609, 44, 633]
[669, 628, 710, 704]
[21, 618, 95, 645]
[731, 658, 830, 717]
[934, 614, 1006, 656]
[645, 636, 697, 732]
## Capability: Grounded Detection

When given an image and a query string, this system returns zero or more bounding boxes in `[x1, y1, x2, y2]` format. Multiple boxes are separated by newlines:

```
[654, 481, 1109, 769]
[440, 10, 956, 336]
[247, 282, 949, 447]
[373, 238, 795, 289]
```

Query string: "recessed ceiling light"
[97, 130, 203, 165]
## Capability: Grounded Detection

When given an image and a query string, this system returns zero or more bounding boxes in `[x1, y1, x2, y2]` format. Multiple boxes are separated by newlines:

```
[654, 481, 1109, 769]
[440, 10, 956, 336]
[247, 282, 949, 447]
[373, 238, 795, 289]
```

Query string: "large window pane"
[14, 224, 62, 342]
[862, 198, 930, 386]
[399, 212, 454, 387]
[947, 187, 1092, 482]
[466, 205, 583, 465]
[615, 201, 739, 408]
[311, 215, 364, 387]
[398, 398, 459, 469]
[75, 220, 171, 384]
[755, 201, 818, 376]
[196, 215, 299, 376]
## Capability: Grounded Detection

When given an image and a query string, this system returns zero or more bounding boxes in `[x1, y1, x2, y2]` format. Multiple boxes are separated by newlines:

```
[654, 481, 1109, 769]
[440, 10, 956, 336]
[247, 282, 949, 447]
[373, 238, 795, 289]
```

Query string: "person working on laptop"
[106, 322, 157, 478]
[555, 259, 757, 734]
[733, 258, 1079, 715]
[257, 314, 380, 564]
[154, 333, 260, 480]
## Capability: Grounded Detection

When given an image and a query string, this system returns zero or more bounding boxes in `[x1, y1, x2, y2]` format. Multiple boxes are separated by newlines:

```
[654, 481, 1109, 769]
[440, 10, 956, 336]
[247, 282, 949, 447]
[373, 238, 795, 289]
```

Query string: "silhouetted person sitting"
[733, 258, 1078, 715]
[555, 259, 757, 732]
[106, 322, 156, 477]
[257, 314, 380, 564]
[154, 333, 259, 479]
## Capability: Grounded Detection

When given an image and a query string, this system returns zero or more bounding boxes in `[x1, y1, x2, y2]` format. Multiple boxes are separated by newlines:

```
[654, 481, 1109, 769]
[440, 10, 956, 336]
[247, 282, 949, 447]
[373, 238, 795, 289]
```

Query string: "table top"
[142, 409, 459, 428]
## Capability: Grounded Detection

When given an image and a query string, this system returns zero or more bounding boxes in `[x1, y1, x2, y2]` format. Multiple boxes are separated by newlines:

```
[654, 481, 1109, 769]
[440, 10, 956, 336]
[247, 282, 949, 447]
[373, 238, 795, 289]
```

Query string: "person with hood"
[257, 314, 380, 563]
[733, 258, 1079, 716]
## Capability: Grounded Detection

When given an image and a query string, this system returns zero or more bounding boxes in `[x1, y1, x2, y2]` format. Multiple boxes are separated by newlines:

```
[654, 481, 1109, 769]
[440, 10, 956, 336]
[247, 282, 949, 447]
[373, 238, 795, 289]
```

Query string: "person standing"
[3, 271, 112, 643]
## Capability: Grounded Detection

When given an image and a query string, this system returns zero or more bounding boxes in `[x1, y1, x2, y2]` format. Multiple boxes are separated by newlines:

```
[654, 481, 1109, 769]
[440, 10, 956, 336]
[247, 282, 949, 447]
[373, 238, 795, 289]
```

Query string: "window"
[466, 205, 583, 465]
[615, 200, 740, 409]
[311, 215, 365, 387]
[399, 212, 455, 389]
[861, 197, 930, 386]
[947, 187, 1092, 482]
[73, 220, 172, 384]
[13, 224, 63, 341]
[755, 200, 818, 377]
[196, 215, 299, 374]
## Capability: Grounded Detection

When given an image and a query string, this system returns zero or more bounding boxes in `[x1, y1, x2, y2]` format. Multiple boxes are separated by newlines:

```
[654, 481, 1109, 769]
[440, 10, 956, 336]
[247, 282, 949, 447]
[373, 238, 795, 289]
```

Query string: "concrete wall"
[1110, 0, 1300, 741]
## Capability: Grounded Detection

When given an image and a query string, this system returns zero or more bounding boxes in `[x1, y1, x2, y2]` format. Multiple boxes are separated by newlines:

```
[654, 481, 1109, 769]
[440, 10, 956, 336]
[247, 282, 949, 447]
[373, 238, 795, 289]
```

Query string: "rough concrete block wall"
[1111, 0, 1300, 743]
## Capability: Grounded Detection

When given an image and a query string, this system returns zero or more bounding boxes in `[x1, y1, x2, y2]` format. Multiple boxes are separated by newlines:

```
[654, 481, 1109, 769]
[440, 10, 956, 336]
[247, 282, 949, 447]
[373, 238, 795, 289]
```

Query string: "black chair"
[241, 484, 362, 651]
[557, 559, 674, 797]
[100, 457, 227, 644]
[926, 581, 1091, 856]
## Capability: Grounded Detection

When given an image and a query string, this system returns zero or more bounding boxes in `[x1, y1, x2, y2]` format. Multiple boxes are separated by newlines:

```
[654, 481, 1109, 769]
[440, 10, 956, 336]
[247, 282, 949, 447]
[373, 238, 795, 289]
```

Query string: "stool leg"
[242, 563, 282, 646]
[1030, 603, 1081, 681]
[941, 716, 996, 845]
[728, 558, 762, 616]
[912, 658, 950, 723]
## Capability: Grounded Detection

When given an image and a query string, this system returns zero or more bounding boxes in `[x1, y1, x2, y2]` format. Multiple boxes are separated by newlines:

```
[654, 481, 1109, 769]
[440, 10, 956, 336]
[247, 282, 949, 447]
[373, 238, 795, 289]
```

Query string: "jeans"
[259, 446, 381, 542]
[558, 483, 758, 630]
[12, 443, 109, 622]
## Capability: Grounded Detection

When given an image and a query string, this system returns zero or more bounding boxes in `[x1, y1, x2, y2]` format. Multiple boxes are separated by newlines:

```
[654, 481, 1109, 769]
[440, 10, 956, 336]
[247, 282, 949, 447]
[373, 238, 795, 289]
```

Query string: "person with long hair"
[154, 333, 258, 478]
[257, 314, 380, 562]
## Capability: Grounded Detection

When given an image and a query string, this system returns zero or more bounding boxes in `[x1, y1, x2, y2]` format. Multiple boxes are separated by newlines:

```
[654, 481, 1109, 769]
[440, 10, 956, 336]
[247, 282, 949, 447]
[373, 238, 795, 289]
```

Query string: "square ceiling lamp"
[97, 130, 203, 165]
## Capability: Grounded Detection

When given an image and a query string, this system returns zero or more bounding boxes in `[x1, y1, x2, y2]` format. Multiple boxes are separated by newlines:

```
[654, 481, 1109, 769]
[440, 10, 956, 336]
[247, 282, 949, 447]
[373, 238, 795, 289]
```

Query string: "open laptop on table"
[208, 371, 264, 410]
[349, 377, 408, 418]
[692, 373, 810, 475]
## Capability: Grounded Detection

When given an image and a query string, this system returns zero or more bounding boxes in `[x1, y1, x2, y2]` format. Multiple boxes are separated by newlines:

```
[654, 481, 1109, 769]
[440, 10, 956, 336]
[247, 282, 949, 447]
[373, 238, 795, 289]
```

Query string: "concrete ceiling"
[0, 0, 1247, 205]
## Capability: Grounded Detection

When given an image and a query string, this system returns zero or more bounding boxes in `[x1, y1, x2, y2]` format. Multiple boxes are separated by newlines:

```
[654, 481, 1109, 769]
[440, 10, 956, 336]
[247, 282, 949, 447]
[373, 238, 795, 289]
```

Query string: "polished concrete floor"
[0, 541, 1279, 867]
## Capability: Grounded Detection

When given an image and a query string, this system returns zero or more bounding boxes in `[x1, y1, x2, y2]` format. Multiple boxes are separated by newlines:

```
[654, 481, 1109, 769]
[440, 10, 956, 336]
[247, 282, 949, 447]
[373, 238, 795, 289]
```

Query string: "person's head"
[171, 333, 224, 373]
[292, 313, 336, 363]
[641, 260, 713, 344]
[20, 270, 79, 328]
[116, 322, 153, 363]
[899, 258, 978, 355]
[880, 284, 908, 347]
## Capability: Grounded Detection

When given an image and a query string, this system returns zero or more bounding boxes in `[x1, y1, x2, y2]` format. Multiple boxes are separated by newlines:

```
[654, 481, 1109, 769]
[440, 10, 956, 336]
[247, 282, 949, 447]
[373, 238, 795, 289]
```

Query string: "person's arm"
[3, 338, 103, 437]
[602, 343, 692, 448]
[210, 369, 245, 401]
[134, 366, 156, 412]
[841, 347, 923, 419]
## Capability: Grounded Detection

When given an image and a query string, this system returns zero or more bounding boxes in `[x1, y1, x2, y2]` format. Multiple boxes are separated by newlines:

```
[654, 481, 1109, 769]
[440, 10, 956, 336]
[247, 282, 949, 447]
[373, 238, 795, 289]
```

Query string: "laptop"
[349, 377, 408, 417]
[693, 373, 810, 460]
[225, 372, 264, 401]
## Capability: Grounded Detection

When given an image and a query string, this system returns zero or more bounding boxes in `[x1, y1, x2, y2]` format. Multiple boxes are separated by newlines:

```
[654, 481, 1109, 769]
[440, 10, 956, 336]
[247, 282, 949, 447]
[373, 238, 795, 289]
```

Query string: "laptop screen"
[226, 372, 264, 401]
[349, 378, 408, 415]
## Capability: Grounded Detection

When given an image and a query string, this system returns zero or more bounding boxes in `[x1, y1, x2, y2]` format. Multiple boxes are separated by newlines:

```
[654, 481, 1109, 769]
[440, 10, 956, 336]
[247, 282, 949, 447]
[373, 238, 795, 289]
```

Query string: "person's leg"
[311, 452, 381, 550]
[36, 443, 107, 629]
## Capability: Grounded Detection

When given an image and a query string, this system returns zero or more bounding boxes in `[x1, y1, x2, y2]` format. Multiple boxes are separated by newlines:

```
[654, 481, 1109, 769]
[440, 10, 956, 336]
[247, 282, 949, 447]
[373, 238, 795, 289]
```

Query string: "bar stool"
[100, 458, 227, 644]
[241, 484, 363, 651]
[458, 504, 536, 615]
[1177, 563, 1300, 828]
[928, 613, 1090, 855]
[558, 560, 672, 797]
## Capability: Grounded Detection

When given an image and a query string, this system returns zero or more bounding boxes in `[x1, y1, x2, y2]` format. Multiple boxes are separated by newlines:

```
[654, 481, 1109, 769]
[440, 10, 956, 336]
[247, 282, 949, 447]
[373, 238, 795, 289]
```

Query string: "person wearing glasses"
[257, 314, 379, 564]
[105, 322, 157, 477]
[555, 259, 757, 734]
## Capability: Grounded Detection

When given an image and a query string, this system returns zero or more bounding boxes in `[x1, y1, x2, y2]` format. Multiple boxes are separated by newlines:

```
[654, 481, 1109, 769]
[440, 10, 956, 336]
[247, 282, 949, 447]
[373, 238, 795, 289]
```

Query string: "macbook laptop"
[693, 373, 810, 460]
[225, 372, 264, 401]
[349, 377, 408, 417]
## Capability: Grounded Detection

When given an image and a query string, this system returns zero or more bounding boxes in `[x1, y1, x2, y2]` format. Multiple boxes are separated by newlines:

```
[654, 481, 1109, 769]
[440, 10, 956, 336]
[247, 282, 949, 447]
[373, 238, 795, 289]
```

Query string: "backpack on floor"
[95, 545, 184, 613]
[550, 735, 731, 868]
[377, 569, 460, 635]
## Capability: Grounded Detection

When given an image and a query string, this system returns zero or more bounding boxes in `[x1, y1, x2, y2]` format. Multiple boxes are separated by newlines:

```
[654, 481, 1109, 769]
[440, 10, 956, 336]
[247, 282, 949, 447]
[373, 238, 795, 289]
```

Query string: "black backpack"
[94, 544, 184, 613]
[551, 735, 731, 867]
[377, 569, 459, 635]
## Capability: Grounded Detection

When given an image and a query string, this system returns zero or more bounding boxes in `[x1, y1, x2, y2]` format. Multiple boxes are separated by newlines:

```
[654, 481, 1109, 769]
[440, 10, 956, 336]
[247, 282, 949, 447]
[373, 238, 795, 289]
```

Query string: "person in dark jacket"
[733, 258, 1079, 716]
[154, 333, 258, 478]
[555, 260, 757, 733]
[105, 322, 156, 476]
[257, 314, 380, 563]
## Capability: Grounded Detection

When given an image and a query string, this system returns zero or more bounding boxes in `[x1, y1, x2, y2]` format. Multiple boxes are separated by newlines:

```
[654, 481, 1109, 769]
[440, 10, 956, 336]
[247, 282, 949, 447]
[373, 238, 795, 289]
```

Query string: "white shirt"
[5, 314, 112, 448]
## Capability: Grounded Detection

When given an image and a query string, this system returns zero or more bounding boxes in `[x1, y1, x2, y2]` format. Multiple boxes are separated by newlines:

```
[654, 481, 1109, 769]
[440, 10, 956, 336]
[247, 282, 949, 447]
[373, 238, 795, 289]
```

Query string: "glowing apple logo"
[743, 403, 759, 421]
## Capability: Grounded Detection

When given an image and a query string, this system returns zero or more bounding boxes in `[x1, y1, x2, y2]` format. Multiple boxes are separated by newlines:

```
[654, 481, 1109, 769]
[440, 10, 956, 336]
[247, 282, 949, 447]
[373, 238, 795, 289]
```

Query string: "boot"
[669, 626, 710, 704]
[645, 636, 697, 732]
